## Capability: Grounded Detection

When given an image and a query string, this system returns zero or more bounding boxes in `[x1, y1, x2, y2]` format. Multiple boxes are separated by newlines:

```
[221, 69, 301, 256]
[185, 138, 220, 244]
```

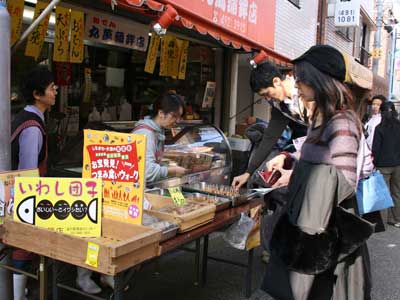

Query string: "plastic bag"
[223, 212, 255, 250]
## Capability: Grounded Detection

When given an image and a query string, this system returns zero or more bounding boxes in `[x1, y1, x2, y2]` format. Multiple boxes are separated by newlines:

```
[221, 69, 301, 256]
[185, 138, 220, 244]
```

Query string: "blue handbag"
[356, 170, 394, 215]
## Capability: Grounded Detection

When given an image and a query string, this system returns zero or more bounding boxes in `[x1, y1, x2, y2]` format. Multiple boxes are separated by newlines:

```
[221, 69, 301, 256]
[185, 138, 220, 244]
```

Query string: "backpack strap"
[11, 120, 46, 143]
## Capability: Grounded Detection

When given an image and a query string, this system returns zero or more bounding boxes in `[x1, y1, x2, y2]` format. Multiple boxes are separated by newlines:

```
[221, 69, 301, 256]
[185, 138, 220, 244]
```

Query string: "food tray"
[182, 182, 250, 207]
[142, 213, 179, 242]
[183, 192, 231, 212]
[144, 193, 216, 233]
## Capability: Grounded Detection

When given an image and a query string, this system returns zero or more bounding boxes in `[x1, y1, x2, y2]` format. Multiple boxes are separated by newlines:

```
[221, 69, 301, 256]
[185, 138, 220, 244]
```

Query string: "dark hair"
[294, 61, 359, 140]
[21, 66, 54, 104]
[249, 61, 284, 93]
[371, 94, 387, 103]
[380, 101, 399, 127]
[151, 92, 184, 118]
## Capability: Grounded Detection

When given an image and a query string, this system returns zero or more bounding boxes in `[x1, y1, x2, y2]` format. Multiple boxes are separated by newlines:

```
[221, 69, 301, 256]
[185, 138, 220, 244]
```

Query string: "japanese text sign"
[0, 169, 39, 226]
[53, 6, 71, 62]
[85, 12, 149, 51]
[70, 10, 84, 63]
[159, 35, 189, 79]
[167, 0, 275, 49]
[25, 1, 50, 60]
[168, 187, 186, 207]
[334, 0, 360, 27]
[7, 0, 24, 46]
[13, 177, 102, 237]
[82, 130, 146, 225]
[144, 35, 161, 74]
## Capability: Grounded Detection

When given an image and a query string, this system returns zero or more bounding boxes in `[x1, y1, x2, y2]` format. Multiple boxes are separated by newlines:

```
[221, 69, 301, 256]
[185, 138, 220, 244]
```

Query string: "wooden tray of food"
[144, 193, 216, 233]
[3, 218, 161, 275]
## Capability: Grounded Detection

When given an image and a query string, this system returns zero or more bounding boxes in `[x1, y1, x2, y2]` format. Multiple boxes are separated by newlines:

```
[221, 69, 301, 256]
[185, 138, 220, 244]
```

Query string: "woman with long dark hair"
[262, 45, 373, 300]
[372, 101, 400, 228]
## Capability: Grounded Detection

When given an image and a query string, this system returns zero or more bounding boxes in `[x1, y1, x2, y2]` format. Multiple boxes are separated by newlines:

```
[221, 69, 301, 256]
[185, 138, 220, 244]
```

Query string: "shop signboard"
[159, 35, 189, 79]
[13, 177, 102, 237]
[144, 35, 161, 74]
[53, 6, 71, 62]
[85, 12, 149, 52]
[7, 0, 24, 46]
[165, 0, 276, 49]
[0, 169, 39, 226]
[70, 10, 85, 63]
[334, 0, 361, 27]
[178, 40, 189, 80]
[25, 1, 50, 60]
[82, 130, 146, 225]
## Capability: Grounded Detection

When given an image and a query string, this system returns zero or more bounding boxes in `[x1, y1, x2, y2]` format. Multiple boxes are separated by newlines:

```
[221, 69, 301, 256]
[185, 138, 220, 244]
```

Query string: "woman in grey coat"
[261, 45, 373, 300]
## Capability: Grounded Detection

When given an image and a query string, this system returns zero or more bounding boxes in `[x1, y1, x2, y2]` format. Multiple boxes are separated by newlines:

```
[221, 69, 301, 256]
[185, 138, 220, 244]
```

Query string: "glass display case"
[48, 122, 232, 188]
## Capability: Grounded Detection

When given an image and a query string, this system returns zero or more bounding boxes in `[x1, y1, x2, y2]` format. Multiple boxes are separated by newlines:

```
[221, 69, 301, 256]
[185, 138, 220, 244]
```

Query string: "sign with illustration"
[0, 169, 39, 226]
[85, 12, 149, 51]
[82, 130, 146, 225]
[13, 177, 102, 237]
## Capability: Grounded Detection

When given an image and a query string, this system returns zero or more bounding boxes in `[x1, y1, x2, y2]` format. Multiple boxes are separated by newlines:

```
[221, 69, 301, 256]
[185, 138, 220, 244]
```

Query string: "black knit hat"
[291, 45, 346, 82]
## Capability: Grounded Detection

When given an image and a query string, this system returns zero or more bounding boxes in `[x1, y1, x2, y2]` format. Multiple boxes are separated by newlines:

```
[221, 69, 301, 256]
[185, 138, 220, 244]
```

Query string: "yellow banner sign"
[82, 130, 146, 225]
[178, 40, 189, 80]
[144, 35, 160, 74]
[25, 1, 50, 60]
[53, 6, 71, 62]
[159, 35, 189, 79]
[0, 169, 39, 226]
[69, 10, 84, 63]
[168, 187, 186, 207]
[13, 177, 102, 237]
[7, 0, 25, 46]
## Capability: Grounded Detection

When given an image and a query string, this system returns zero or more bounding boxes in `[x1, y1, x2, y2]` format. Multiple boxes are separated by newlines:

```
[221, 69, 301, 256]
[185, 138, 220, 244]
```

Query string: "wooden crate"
[144, 193, 216, 233]
[3, 218, 161, 275]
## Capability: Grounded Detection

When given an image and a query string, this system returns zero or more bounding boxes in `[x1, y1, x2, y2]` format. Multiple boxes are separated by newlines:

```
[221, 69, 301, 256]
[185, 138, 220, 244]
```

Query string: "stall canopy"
[102, 0, 291, 65]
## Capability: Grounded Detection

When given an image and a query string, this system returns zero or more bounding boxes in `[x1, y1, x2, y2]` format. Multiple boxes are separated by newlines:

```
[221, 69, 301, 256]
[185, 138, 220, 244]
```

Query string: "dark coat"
[261, 161, 373, 300]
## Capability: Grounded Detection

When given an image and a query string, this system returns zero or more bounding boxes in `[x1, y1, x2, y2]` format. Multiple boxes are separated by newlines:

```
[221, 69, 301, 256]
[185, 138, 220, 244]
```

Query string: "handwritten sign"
[25, 1, 50, 60]
[82, 130, 146, 225]
[168, 187, 186, 207]
[144, 35, 160, 74]
[85, 12, 149, 51]
[178, 40, 189, 80]
[0, 169, 39, 226]
[159, 35, 189, 79]
[13, 177, 102, 237]
[7, 0, 24, 46]
[53, 6, 71, 62]
[70, 10, 84, 63]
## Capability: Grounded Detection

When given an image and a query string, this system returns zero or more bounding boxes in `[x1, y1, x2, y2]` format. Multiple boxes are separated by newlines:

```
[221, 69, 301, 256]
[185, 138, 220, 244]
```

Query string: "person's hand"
[271, 167, 293, 188]
[232, 172, 250, 191]
[266, 154, 286, 171]
[169, 166, 188, 177]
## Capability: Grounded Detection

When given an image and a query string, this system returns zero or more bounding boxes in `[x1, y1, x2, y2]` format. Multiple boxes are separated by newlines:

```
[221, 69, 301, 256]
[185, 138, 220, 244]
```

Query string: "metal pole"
[11, 0, 61, 53]
[389, 27, 397, 101]
[372, 0, 383, 73]
[228, 53, 239, 136]
[0, 1, 12, 297]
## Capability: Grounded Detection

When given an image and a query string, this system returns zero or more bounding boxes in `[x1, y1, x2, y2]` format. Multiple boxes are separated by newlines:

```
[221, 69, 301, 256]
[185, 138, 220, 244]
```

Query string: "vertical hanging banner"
[53, 6, 71, 62]
[144, 35, 160, 74]
[7, 0, 25, 46]
[0, 169, 39, 227]
[13, 177, 102, 237]
[69, 10, 84, 63]
[25, 1, 50, 60]
[178, 40, 189, 80]
[82, 130, 146, 225]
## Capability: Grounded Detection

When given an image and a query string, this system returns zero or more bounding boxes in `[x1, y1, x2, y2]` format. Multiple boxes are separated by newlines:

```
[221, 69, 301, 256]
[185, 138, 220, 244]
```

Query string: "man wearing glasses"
[232, 61, 310, 190]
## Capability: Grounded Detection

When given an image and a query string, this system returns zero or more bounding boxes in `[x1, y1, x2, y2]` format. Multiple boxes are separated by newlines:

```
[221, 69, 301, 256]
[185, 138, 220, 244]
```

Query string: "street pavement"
[54, 225, 400, 299]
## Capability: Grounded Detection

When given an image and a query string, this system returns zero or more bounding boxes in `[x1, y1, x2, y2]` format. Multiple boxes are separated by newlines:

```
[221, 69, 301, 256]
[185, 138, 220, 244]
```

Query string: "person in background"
[132, 92, 187, 183]
[11, 66, 57, 299]
[261, 45, 373, 300]
[365, 94, 386, 149]
[231, 61, 308, 190]
[372, 101, 400, 228]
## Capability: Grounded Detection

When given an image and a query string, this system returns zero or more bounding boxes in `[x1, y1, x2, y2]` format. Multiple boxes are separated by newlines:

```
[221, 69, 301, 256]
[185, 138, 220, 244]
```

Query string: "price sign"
[168, 187, 186, 207]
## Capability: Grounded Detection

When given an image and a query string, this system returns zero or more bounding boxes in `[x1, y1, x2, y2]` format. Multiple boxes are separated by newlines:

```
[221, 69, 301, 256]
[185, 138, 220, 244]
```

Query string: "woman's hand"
[266, 154, 287, 171]
[169, 166, 188, 177]
[271, 167, 293, 188]
[232, 172, 250, 191]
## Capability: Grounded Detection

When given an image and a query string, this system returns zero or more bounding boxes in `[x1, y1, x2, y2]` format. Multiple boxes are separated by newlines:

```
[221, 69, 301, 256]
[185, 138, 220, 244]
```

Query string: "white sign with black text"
[334, 0, 361, 27]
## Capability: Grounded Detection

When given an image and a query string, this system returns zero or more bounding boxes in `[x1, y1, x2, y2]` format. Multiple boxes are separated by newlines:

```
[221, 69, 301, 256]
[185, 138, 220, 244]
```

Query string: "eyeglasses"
[47, 83, 58, 91]
[168, 111, 182, 121]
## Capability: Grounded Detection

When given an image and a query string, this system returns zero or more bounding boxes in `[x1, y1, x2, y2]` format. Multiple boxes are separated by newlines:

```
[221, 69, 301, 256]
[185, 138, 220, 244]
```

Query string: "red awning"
[102, 0, 290, 65]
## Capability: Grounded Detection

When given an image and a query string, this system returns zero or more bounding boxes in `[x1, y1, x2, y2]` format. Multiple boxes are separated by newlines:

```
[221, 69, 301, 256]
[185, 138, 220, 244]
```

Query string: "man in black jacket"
[232, 61, 309, 190]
